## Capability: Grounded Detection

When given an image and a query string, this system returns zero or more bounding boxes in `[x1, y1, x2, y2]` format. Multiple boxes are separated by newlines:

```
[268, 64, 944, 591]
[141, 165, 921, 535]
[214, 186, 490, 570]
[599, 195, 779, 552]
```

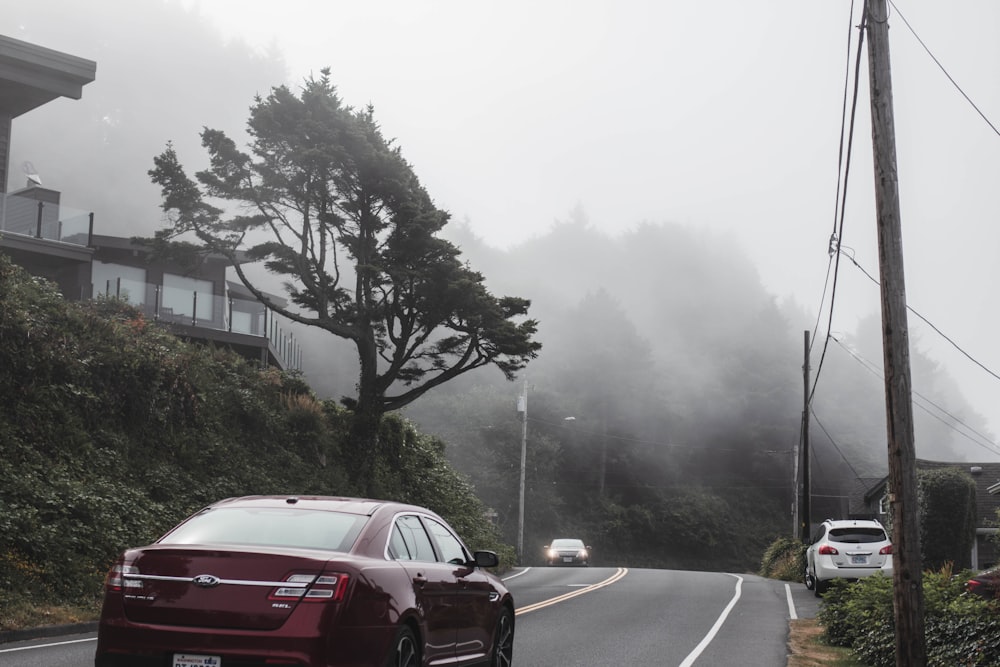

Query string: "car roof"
[208, 495, 439, 518]
[823, 518, 885, 528]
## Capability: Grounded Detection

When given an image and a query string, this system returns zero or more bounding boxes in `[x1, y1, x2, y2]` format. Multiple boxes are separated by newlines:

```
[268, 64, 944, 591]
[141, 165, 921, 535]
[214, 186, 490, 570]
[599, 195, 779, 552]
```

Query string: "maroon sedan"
[967, 567, 1000, 602]
[94, 496, 515, 667]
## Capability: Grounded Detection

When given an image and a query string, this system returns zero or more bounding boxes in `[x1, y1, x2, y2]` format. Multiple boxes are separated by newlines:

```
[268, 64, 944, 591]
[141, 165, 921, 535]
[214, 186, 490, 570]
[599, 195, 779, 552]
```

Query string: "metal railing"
[1, 191, 301, 370]
[0, 193, 93, 246]
[95, 277, 302, 371]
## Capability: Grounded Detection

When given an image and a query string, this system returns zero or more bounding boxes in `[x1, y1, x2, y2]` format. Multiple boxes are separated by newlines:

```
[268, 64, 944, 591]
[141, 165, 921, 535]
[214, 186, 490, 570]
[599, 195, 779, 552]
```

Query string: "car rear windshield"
[158, 507, 367, 552]
[828, 527, 887, 544]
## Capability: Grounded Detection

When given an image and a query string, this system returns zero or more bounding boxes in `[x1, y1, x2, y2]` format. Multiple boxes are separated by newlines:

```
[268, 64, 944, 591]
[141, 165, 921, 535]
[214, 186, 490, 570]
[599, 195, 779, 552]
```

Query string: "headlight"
[547, 549, 557, 559]
[579, 550, 588, 559]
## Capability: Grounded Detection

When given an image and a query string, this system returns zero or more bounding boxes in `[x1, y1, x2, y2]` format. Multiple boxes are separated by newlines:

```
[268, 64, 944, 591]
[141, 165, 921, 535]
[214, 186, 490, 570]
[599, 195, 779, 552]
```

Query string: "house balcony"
[1, 190, 302, 372]
[0, 189, 95, 300]
[0, 189, 94, 246]
[94, 277, 302, 372]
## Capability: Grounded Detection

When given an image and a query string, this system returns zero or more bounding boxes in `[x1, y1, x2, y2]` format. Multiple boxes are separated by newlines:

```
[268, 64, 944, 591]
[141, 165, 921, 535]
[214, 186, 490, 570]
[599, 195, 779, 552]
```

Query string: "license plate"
[173, 655, 221, 667]
[851, 555, 868, 565]
[562, 557, 573, 563]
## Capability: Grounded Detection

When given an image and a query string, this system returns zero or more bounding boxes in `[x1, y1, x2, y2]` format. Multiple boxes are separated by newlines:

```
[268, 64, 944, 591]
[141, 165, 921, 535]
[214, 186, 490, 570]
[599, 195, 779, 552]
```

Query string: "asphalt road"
[0, 568, 818, 666]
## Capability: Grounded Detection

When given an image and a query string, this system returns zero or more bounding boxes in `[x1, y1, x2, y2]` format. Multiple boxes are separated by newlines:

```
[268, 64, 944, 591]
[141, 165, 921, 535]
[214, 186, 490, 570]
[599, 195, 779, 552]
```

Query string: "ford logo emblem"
[192, 574, 221, 588]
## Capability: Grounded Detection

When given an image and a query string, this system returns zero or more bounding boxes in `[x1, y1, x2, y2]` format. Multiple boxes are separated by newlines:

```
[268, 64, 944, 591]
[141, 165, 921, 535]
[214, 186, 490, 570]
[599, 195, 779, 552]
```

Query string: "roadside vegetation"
[0, 255, 510, 630]
[762, 531, 1000, 666]
[819, 566, 999, 666]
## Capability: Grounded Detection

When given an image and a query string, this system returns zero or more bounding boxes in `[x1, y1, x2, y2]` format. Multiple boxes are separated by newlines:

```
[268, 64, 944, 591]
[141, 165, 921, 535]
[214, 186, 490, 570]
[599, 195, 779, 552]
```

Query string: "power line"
[830, 336, 1000, 458]
[841, 252, 1000, 384]
[888, 0, 1000, 139]
[809, 408, 866, 481]
[809, 2, 867, 405]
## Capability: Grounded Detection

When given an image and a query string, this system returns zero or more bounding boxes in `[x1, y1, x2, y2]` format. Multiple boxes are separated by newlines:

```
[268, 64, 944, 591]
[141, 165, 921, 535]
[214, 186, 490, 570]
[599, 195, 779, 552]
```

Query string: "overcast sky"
[184, 0, 1000, 443]
[9, 1, 1000, 444]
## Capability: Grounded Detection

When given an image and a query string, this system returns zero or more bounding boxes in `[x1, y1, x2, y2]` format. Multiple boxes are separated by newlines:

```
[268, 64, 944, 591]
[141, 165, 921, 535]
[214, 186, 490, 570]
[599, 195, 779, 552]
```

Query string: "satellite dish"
[23, 161, 42, 186]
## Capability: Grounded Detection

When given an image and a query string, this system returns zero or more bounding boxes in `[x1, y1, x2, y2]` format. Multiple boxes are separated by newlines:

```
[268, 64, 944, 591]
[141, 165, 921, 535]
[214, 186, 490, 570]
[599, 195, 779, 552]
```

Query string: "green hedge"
[818, 568, 1000, 666]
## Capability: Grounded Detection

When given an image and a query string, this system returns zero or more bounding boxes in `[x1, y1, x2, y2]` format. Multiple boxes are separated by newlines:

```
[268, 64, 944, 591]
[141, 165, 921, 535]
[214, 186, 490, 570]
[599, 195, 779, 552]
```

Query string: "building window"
[92, 262, 147, 305]
[163, 273, 214, 322]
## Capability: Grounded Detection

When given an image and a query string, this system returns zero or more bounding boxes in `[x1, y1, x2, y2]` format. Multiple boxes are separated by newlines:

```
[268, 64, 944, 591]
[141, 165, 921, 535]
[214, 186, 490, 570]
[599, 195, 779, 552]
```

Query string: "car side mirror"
[472, 550, 499, 568]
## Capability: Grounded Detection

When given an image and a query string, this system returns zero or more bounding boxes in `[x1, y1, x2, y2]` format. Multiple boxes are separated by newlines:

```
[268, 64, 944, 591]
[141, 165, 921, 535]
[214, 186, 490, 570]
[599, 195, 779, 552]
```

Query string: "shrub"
[919, 468, 977, 570]
[759, 536, 806, 581]
[818, 565, 1000, 667]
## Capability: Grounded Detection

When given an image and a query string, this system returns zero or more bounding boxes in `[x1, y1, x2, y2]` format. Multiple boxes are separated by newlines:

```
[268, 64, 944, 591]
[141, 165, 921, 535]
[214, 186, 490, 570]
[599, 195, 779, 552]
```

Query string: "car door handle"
[413, 573, 427, 586]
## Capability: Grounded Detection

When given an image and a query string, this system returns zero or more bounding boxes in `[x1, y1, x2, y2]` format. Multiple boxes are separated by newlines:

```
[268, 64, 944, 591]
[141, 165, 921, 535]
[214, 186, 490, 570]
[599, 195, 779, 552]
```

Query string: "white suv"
[805, 519, 893, 596]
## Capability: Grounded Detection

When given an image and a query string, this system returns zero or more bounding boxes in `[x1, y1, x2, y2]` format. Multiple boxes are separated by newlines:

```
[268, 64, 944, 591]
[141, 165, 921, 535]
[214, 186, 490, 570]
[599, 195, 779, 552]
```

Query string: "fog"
[5, 0, 999, 506]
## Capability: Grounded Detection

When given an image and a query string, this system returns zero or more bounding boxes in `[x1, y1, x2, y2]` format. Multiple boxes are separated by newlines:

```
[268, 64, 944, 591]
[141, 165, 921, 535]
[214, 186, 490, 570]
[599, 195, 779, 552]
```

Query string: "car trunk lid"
[119, 546, 336, 630]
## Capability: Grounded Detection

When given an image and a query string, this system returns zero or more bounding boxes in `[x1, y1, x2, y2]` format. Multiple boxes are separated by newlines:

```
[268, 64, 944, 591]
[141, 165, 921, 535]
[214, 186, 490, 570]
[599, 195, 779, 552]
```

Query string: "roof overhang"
[0, 35, 96, 118]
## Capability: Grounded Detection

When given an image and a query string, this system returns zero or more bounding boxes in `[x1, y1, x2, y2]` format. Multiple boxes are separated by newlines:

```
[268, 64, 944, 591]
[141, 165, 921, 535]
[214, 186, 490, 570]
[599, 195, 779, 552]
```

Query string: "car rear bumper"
[814, 561, 893, 583]
[95, 618, 394, 667]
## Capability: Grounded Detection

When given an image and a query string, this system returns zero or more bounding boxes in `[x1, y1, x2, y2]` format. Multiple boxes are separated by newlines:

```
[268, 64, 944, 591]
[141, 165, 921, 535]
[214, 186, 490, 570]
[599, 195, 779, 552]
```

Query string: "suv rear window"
[828, 527, 887, 544]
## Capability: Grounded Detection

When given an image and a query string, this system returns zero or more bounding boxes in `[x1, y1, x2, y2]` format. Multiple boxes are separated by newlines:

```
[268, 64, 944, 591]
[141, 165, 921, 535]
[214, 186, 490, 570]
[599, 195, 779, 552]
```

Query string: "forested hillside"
[0, 254, 507, 619]
[399, 217, 996, 569]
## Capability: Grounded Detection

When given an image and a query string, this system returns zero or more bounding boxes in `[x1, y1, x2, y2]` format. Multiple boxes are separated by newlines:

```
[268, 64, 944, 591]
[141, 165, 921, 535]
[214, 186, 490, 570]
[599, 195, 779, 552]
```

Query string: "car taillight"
[105, 563, 142, 592]
[818, 545, 838, 555]
[879, 545, 892, 555]
[270, 573, 349, 602]
[967, 580, 982, 593]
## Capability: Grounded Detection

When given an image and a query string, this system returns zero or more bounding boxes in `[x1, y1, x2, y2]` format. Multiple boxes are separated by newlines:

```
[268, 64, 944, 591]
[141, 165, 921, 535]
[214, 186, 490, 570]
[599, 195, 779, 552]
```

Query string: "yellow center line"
[514, 567, 629, 616]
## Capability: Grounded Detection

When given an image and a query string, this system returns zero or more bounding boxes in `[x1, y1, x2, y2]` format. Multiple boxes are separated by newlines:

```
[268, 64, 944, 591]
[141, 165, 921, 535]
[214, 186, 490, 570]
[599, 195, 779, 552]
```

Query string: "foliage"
[993, 507, 1000, 550]
[147, 70, 540, 493]
[918, 467, 977, 570]
[760, 536, 807, 581]
[818, 565, 1000, 667]
[0, 255, 513, 623]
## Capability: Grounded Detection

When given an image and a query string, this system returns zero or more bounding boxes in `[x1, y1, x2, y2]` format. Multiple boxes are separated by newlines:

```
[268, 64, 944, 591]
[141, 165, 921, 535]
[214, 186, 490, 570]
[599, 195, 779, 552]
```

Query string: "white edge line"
[678, 574, 743, 667]
[0, 636, 96, 653]
[501, 566, 531, 581]
[785, 583, 798, 620]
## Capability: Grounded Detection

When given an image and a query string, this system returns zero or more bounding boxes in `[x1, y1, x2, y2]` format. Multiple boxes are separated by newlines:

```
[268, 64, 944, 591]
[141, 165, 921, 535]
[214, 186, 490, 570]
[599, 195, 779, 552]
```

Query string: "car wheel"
[490, 606, 514, 667]
[804, 570, 815, 591]
[814, 579, 828, 598]
[385, 625, 419, 667]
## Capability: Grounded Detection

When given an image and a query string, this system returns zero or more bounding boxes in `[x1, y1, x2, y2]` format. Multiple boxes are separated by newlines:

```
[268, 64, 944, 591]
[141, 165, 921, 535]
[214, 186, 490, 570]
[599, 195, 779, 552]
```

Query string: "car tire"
[804, 570, 815, 591]
[490, 606, 514, 667]
[814, 579, 828, 598]
[385, 625, 419, 667]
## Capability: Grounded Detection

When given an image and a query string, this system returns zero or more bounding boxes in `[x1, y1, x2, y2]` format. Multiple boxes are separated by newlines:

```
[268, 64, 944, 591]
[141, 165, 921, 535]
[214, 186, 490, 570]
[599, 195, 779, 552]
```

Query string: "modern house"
[0, 34, 300, 371]
[851, 459, 1000, 571]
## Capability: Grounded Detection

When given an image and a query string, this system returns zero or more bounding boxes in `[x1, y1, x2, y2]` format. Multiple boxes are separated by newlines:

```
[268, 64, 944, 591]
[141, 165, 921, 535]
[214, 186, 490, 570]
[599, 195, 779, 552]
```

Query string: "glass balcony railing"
[0, 193, 93, 246]
[94, 278, 302, 371]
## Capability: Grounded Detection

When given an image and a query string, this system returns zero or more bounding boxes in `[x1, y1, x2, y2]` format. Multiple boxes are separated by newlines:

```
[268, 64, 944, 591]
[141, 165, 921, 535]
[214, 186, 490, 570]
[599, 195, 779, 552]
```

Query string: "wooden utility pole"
[799, 330, 811, 542]
[864, 1, 926, 664]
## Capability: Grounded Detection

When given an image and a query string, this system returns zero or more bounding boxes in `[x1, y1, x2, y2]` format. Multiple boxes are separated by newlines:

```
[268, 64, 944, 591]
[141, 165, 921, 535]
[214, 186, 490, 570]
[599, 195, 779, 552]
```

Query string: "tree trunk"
[352, 332, 383, 497]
